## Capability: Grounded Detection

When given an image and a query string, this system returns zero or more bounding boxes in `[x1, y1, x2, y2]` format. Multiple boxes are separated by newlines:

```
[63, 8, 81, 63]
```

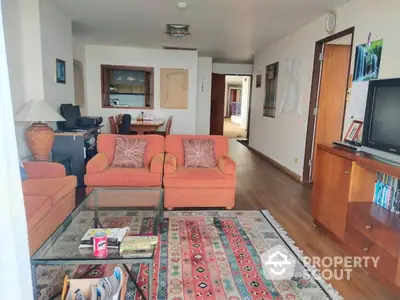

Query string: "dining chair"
[165, 116, 173, 136]
[108, 116, 118, 134]
[116, 113, 123, 124]
[119, 114, 132, 135]
[149, 116, 173, 136]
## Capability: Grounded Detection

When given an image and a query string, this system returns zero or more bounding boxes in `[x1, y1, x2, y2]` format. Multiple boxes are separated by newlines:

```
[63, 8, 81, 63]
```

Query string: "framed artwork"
[353, 39, 383, 82]
[256, 74, 262, 88]
[160, 68, 188, 109]
[344, 120, 363, 142]
[55, 58, 66, 84]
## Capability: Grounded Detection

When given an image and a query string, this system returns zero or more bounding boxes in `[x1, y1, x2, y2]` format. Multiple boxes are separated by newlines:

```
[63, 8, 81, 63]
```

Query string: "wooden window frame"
[101, 64, 154, 109]
[263, 62, 279, 118]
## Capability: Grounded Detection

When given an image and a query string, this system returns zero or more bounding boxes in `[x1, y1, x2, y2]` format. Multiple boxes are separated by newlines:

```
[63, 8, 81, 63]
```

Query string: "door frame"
[246, 76, 253, 140]
[302, 27, 355, 183]
[225, 84, 242, 117]
[211, 73, 253, 138]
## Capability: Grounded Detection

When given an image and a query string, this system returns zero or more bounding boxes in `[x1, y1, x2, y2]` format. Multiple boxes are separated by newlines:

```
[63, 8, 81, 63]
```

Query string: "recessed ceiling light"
[177, 2, 188, 9]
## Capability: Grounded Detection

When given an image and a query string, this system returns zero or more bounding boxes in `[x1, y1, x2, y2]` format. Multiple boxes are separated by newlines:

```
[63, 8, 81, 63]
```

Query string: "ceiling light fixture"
[177, 2, 188, 9]
[166, 24, 191, 40]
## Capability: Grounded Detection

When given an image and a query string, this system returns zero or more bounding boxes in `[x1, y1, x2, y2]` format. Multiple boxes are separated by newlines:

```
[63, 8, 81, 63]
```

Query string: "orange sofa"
[85, 134, 164, 189]
[22, 162, 77, 255]
[163, 135, 236, 209]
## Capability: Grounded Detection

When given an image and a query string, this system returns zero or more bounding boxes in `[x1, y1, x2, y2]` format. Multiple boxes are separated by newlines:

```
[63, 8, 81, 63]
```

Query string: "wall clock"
[325, 11, 337, 34]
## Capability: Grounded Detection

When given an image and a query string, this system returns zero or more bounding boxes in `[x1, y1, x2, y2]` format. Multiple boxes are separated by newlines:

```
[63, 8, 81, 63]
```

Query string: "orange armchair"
[85, 134, 165, 189]
[22, 162, 77, 255]
[163, 135, 236, 210]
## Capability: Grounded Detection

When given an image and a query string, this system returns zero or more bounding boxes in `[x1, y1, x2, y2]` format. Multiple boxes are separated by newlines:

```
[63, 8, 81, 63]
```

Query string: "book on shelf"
[79, 228, 129, 249]
[374, 172, 400, 213]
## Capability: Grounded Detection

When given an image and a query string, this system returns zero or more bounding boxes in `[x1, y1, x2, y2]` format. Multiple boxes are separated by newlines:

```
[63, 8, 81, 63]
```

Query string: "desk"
[53, 127, 101, 186]
[128, 119, 165, 135]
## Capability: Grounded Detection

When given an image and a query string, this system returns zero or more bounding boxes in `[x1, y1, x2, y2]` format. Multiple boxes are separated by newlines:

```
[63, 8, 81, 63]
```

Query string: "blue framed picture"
[353, 39, 383, 82]
[55, 58, 66, 84]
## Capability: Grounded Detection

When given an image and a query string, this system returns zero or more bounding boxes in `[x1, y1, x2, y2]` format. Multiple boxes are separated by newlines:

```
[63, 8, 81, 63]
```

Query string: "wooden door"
[312, 149, 352, 241]
[312, 44, 351, 180]
[210, 73, 226, 135]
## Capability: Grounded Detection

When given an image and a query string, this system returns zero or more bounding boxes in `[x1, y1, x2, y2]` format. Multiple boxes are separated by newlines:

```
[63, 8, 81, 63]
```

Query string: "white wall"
[250, 0, 400, 178]
[2, 0, 29, 157]
[3, 0, 45, 157]
[19, 0, 44, 102]
[3, 0, 74, 157]
[196, 57, 213, 134]
[73, 38, 88, 115]
[39, 0, 74, 111]
[240, 76, 251, 129]
[213, 63, 253, 75]
[85, 45, 198, 134]
[73, 38, 86, 65]
[0, 2, 33, 298]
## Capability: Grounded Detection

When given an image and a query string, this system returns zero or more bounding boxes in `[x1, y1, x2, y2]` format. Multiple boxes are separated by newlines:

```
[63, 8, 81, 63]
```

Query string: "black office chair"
[119, 114, 132, 135]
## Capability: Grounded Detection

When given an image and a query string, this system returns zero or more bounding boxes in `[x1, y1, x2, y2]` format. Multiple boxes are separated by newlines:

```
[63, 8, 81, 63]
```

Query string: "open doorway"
[223, 75, 251, 139]
[303, 27, 355, 183]
[210, 74, 252, 140]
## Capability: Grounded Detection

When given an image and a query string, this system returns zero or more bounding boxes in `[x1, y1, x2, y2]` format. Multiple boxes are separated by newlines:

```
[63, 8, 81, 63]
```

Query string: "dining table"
[128, 119, 165, 135]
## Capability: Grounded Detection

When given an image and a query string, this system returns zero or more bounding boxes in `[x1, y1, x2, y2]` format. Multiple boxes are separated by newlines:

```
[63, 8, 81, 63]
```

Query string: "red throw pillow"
[183, 139, 216, 168]
[111, 137, 148, 168]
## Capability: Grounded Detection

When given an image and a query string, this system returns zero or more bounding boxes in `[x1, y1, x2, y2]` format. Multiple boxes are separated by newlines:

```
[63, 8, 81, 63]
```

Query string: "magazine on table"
[79, 228, 129, 249]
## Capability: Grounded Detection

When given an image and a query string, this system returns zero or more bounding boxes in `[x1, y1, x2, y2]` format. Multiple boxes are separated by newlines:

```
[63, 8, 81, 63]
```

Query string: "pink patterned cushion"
[111, 137, 148, 168]
[183, 139, 216, 168]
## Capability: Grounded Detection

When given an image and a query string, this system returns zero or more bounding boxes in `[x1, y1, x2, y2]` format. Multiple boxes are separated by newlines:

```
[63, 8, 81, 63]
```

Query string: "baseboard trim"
[248, 146, 302, 183]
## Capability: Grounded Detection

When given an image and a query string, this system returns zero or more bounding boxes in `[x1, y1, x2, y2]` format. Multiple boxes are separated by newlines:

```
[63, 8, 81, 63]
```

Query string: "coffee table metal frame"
[30, 187, 164, 300]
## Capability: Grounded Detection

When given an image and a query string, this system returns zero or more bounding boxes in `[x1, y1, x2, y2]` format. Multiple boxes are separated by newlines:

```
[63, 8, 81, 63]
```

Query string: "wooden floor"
[229, 140, 398, 300]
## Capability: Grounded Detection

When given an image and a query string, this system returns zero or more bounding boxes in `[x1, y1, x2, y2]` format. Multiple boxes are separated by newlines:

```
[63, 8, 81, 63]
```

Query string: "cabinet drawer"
[345, 227, 397, 283]
[348, 207, 400, 258]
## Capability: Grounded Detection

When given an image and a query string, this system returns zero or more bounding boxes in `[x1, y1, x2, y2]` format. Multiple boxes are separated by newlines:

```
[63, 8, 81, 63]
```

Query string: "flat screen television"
[362, 78, 400, 155]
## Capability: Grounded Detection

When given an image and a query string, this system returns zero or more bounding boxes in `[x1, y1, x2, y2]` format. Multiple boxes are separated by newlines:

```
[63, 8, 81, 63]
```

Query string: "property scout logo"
[261, 245, 380, 281]
[261, 245, 296, 280]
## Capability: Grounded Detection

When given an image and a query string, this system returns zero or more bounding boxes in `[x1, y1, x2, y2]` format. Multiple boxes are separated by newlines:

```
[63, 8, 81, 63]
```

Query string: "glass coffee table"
[31, 187, 164, 300]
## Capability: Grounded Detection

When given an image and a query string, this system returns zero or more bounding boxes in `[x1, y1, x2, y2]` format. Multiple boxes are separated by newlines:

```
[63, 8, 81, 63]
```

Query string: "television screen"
[370, 86, 400, 146]
[363, 79, 400, 154]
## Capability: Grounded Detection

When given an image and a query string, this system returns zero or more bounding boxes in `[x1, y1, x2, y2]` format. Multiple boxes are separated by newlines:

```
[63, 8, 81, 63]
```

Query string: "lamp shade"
[14, 100, 65, 122]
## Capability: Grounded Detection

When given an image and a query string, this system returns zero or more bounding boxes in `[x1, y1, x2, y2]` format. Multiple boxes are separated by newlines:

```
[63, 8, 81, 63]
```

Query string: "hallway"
[223, 118, 247, 138]
[229, 140, 397, 300]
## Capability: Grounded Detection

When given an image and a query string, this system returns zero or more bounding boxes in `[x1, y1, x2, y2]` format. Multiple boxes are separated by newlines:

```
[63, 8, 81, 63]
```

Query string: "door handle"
[344, 170, 351, 175]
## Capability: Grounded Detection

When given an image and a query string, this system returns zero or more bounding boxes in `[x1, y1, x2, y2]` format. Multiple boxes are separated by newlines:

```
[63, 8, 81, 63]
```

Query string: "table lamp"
[14, 100, 65, 161]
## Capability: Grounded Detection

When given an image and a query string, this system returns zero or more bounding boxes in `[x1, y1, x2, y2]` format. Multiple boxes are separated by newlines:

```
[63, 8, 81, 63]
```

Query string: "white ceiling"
[54, 0, 349, 63]
[226, 76, 246, 85]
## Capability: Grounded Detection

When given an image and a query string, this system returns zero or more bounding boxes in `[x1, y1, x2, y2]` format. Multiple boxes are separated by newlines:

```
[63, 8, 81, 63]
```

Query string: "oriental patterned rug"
[36, 211, 341, 300]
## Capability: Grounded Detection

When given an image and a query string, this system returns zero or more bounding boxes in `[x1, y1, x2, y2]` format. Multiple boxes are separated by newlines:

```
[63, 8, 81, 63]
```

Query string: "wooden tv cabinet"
[312, 144, 400, 289]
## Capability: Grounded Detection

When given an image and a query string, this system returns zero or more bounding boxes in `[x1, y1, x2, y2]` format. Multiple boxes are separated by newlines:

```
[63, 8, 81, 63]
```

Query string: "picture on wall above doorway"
[256, 74, 262, 88]
[353, 39, 383, 82]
